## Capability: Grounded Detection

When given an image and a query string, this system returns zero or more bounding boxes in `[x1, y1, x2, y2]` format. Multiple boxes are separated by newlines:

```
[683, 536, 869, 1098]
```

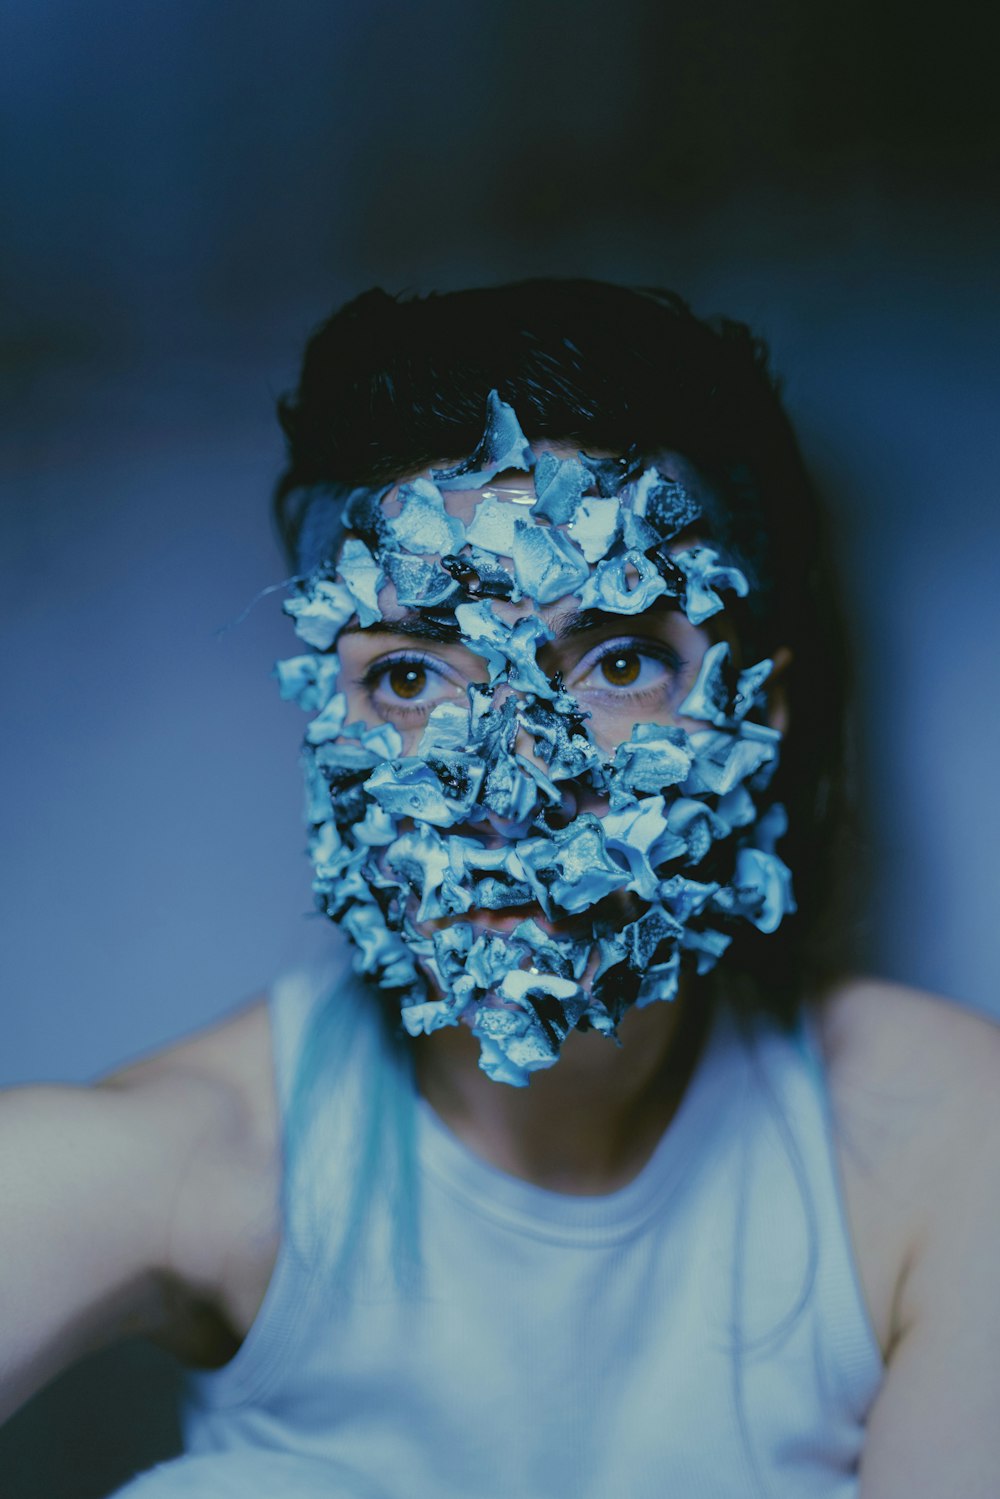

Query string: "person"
[2, 279, 998, 1499]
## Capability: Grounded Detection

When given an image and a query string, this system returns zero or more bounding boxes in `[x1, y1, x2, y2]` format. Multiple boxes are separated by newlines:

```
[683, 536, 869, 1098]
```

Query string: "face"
[277, 403, 794, 1085]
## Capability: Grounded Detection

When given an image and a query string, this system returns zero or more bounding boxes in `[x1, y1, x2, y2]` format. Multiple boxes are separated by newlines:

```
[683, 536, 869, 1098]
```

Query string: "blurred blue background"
[1, 0, 999, 1491]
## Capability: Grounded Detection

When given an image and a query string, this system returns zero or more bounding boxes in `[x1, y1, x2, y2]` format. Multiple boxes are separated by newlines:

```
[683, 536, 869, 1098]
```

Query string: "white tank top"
[181, 959, 883, 1499]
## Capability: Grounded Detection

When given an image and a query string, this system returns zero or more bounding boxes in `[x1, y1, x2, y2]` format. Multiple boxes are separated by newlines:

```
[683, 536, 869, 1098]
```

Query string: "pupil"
[602, 651, 640, 686]
[389, 663, 426, 699]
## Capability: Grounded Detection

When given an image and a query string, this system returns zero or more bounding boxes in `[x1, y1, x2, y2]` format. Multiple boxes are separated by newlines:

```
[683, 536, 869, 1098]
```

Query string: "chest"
[189, 1157, 878, 1499]
[208, 1002, 916, 1376]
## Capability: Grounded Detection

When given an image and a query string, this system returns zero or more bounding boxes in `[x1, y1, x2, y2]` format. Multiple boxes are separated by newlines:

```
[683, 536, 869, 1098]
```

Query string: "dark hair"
[274, 279, 853, 1025]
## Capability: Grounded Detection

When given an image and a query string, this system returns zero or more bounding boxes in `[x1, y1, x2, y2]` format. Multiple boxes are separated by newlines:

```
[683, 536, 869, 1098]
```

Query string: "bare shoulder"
[815, 988, 1000, 1493]
[812, 976, 1000, 1361]
[104, 995, 277, 1153]
[816, 974, 1000, 1132]
[101, 996, 281, 1366]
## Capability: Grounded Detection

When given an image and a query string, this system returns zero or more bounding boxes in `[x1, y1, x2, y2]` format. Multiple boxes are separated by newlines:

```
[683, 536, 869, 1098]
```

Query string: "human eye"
[355, 651, 465, 723]
[572, 638, 687, 700]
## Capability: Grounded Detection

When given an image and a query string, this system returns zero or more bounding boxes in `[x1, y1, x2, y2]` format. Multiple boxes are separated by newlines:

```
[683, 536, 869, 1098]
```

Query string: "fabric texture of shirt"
[179, 957, 884, 1499]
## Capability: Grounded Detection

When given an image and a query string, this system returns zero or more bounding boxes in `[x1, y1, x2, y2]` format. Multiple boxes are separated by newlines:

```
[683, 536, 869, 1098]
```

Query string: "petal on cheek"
[276, 398, 795, 1087]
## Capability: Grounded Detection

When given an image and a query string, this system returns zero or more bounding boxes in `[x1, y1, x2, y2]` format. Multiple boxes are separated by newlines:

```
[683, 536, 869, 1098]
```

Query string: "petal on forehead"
[510, 522, 590, 604]
[388, 477, 466, 555]
[567, 493, 621, 563]
[532, 451, 591, 525]
[431, 390, 535, 490]
[463, 493, 521, 555]
[383, 553, 461, 609]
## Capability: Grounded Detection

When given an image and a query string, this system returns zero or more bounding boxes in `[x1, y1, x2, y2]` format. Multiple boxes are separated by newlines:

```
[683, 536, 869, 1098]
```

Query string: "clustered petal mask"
[276, 394, 795, 1086]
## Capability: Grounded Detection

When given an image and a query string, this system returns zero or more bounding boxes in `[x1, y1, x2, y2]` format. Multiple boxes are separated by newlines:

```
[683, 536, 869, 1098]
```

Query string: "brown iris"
[388, 662, 427, 699]
[600, 650, 641, 687]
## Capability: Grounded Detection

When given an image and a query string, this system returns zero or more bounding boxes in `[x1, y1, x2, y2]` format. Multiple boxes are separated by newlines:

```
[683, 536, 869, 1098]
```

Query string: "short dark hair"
[274, 279, 853, 1023]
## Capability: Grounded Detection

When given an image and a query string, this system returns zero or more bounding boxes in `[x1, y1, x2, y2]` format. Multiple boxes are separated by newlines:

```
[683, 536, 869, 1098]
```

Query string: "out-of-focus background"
[1, 1, 998, 1493]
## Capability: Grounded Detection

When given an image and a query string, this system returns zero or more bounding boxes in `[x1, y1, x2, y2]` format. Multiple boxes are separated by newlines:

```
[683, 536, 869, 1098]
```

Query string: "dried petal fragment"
[335, 536, 384, 627]
[511, 520, 591, 604]
[431, 390, 534, 490]
[273, 654, 341, 713]
[576, 550, 669, 614]
[383, 553, 460, 609]
[283, 579, 355, 649]
[532, 451, 591, 525]
[674, 546, 749, 625]
[387, 477, 466, 556]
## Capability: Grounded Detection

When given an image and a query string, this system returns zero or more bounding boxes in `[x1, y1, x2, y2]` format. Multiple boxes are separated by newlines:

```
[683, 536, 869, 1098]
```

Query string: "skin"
[334, 448, 765, 1191]
[1, 453, 998, 1495]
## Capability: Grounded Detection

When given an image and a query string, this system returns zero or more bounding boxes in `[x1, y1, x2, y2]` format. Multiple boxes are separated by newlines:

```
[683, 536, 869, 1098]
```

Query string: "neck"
[414, 980, 714, 1195]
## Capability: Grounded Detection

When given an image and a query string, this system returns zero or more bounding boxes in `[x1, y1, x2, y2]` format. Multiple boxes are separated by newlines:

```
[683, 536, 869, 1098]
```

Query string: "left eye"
[576, 645, 677, 693]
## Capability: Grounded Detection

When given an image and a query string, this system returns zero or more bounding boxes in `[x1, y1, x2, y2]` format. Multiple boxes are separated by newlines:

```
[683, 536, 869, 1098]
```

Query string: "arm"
[858, 1009, 1000, 1497]
[0, 1081, 170, 1423]
[0, 1057, 256, 1425]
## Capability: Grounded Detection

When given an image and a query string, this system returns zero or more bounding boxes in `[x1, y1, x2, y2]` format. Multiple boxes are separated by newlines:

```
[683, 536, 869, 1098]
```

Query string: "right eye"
[358, 652, 464, 720]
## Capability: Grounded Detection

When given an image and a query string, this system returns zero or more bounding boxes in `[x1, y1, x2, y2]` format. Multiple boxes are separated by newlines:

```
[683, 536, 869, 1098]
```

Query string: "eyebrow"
[339, 601, 679, 647]
[339, 612, 463, 644]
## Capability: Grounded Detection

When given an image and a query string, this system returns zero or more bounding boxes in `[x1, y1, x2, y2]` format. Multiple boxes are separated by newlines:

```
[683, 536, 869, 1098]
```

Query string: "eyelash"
[355, 651, 457, 721]
[355, 639, 687, 720]
[578, 639, 687, 700]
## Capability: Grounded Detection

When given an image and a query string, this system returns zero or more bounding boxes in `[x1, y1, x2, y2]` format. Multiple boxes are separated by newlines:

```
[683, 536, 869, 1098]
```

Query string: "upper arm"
[858, 1007, 1000, 1497]
[0, 1081, 177, 1423]
[0, 1035, 264, 1425]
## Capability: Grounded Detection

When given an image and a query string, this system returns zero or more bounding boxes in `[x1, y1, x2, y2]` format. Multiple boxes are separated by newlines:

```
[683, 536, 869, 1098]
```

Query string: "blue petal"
[283, 579, 355, 649]
[463, 494, 522, 555]
[630, 469, 701, 540]
[673, 546, 749, 625]
[273, 654, 341, 713]
[364, 755, 486, 825]
[387, 477, 466, 555]
[335, 536, 384, 626]
[511, 521, 591, 604]
[304, 691, 349, 744]
[383, 553, 460, 608]
[684, 727, 779, 796]
[532, 451, 591, 525]
[576, 550, 669, 614]
[431, 390, 534, 490]
[568, 494, 621, 563]
[517, 815, 630, 914]
[611, 723, 694, 795]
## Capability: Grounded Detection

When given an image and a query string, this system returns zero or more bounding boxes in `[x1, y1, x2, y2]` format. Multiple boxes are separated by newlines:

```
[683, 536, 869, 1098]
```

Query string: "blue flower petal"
[611, 724, 694, 796]
[432, 390, 534, 490]
[388, 477, 466, 555]
[673, 546, 750, 625]
[273, 654, 341, 713]
[576, 550, 669, 614]
[568, 494, 621, 563]
[532, 452, 591, 525]
[511, 520, 592, 604]
[630, 469, 701, 540]
[283, 579, 355, 649]
[335, 536, 384, 626]
[383, 553, 460, 608]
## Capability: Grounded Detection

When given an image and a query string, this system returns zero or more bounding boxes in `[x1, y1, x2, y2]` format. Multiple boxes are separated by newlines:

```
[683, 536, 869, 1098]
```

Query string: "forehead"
[356, 440, 705, 628]
[381, 441, 693, 522]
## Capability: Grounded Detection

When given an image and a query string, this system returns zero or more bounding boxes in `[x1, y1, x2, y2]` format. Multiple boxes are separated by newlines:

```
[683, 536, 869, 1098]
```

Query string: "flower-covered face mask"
[276, 395, 795, 1086]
